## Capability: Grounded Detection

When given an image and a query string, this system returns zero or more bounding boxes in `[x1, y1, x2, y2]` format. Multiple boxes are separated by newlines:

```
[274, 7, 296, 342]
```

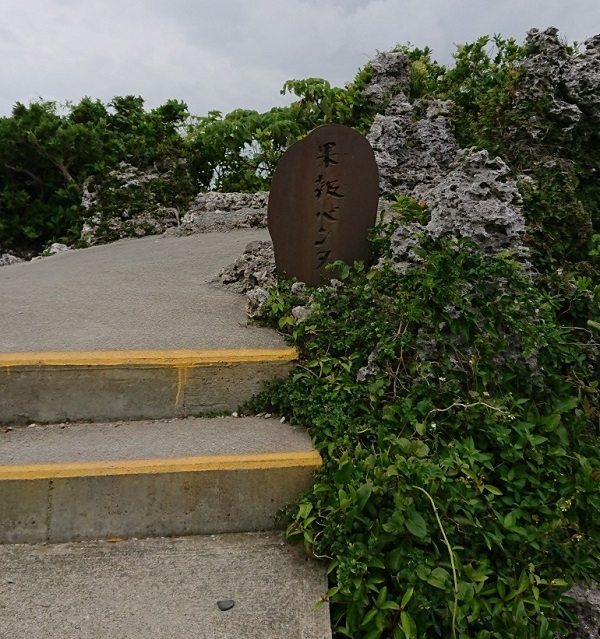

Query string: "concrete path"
[0, 531, 331, 639]
[0, 229, 280, 352]
[0, 231, 331, 637]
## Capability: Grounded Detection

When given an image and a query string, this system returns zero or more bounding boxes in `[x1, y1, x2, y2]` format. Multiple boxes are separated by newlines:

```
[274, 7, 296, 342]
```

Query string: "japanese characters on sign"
[314, 141, 344, 270]
[268, 124, 379, 288]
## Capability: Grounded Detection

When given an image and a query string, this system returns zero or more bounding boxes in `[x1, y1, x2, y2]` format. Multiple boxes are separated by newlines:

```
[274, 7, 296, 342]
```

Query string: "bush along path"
[246, 199, 600, 639]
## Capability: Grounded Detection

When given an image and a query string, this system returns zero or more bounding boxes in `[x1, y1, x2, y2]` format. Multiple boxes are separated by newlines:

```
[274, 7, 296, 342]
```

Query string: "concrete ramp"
[0, 230, 278, 353]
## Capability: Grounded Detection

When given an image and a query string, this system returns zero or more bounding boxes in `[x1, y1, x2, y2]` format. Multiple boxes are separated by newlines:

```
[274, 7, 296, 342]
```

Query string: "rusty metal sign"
[267, 124, 379, 287]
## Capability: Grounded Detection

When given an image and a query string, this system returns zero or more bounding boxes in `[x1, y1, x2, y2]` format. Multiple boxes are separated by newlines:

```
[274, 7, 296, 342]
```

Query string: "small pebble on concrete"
[217, 600, 235, 611]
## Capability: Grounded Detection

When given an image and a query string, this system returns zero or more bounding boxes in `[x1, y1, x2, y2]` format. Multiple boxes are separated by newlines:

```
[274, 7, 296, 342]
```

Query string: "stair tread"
[0, 531, 332, 639]
[0, 416, 315, 469]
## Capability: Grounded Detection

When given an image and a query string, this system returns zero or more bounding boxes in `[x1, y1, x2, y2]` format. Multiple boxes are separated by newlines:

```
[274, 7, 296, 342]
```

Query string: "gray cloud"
[1, 0, 598, 118]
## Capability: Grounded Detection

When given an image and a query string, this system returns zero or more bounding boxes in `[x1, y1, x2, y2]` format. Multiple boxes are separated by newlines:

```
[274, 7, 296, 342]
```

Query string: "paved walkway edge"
[0, 348, 297, 367]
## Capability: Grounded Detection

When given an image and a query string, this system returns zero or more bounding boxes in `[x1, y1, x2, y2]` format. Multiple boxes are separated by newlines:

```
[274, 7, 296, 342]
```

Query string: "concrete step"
[0, 348, 296, 424]
[0, 229, 294, 424]
[0, 531, 332, 639]
[0, 416, 321, 544]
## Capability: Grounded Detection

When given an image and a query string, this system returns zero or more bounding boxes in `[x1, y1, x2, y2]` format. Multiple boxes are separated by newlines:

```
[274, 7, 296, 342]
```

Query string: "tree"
[0, 96, 197, 253]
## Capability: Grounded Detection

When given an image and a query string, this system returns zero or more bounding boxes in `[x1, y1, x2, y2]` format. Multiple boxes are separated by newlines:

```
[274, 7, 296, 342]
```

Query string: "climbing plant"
[249, 198, 600, 638]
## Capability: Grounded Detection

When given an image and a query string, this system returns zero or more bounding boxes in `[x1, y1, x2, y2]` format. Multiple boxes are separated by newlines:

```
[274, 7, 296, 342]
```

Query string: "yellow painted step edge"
[0, 348, 298, 368]
[0, 451, 322, 481]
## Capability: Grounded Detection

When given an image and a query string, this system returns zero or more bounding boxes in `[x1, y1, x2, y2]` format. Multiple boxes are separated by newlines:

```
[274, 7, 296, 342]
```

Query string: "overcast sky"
[1, 0, 599, 119]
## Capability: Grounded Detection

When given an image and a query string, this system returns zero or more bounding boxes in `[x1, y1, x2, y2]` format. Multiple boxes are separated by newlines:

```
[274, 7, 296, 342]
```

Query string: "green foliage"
[0, 96, 197, 253]
[518, 162, 597, 275]
[249, 215, 600, 638]
[0, 100, 97, 251]
[187, 70, 375, 192]
[0, 66, 376, 254]
[392, 45, 446, 100]
[434, 35, 530, 156]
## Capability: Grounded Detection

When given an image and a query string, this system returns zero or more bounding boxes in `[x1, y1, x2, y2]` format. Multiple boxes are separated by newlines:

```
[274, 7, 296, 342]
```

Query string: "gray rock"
[190, 192, 268, 213]
[563, 583, 600, 639]
[382, 221, 427, 275]
[362, 48, 457, 198]
[512, 28, 581, 140]
[290, 282, 306, 295]
[0, 254, 25, 268]
[175, 192, 268, 235]
[378, 150, 529, 275]
[415, 149, 527, 257]
[563, 34, 600, 123]
[356, 348, 381, 382]
[511, 27, 600, 144]
[46, 243, 70, 256]
[246, 286, 270, 319]
[291, 306, 310, 323]
[219, 240, 276, 294]
[361, 51, 411, 107]
[80, 164, 182, 246]
[368, 96, 458, 197]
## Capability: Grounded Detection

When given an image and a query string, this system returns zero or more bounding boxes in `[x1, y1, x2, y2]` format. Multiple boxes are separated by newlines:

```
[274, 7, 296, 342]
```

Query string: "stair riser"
[0, 358, 294, 424]
[0, 463, 318, 544]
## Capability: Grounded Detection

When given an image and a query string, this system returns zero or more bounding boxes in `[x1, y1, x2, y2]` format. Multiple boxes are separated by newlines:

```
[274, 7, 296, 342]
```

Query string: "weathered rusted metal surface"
[267, 124, 379, 287]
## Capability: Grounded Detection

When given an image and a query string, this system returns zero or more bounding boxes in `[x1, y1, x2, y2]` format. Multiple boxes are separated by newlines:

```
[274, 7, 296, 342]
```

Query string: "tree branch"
[3, 163, 45, 185]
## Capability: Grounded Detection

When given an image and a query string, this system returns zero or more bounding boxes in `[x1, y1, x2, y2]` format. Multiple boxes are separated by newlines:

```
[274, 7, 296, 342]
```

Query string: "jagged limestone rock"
[0, 254, 24, 268]
[46, 243, 71, 256]
[563, 34, 600, 123]
[219, 240, 275, 294]
[362, 48, 457, 197]
[30, 243, 73, 262]
[564, 584, 600, 639]
[80, 163, 182, 246]
[246, 286, 270, 319]
[291, 306, 311, 323]
[416, 149, 527, 256]
[512, 27, 600, 144]
[356, 348, 381, 382]
[382, 149, 528, 276]
[175, 192, 268, 235]
[381, 222, 427, 276]
[512, 27, 582, 140]
[361, 51, 411, 107]
[368, 96, 458, 197]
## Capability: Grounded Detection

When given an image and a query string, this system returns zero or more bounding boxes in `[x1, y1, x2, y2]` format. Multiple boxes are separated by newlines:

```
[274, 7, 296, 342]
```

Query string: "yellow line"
[0, 348, 297, 368]
[0, 451, 322, 481]
[175, 366, 188, 405]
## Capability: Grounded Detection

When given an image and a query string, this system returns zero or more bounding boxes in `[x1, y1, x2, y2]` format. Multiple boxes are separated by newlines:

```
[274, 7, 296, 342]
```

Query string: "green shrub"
[249, 206, 600, 639]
